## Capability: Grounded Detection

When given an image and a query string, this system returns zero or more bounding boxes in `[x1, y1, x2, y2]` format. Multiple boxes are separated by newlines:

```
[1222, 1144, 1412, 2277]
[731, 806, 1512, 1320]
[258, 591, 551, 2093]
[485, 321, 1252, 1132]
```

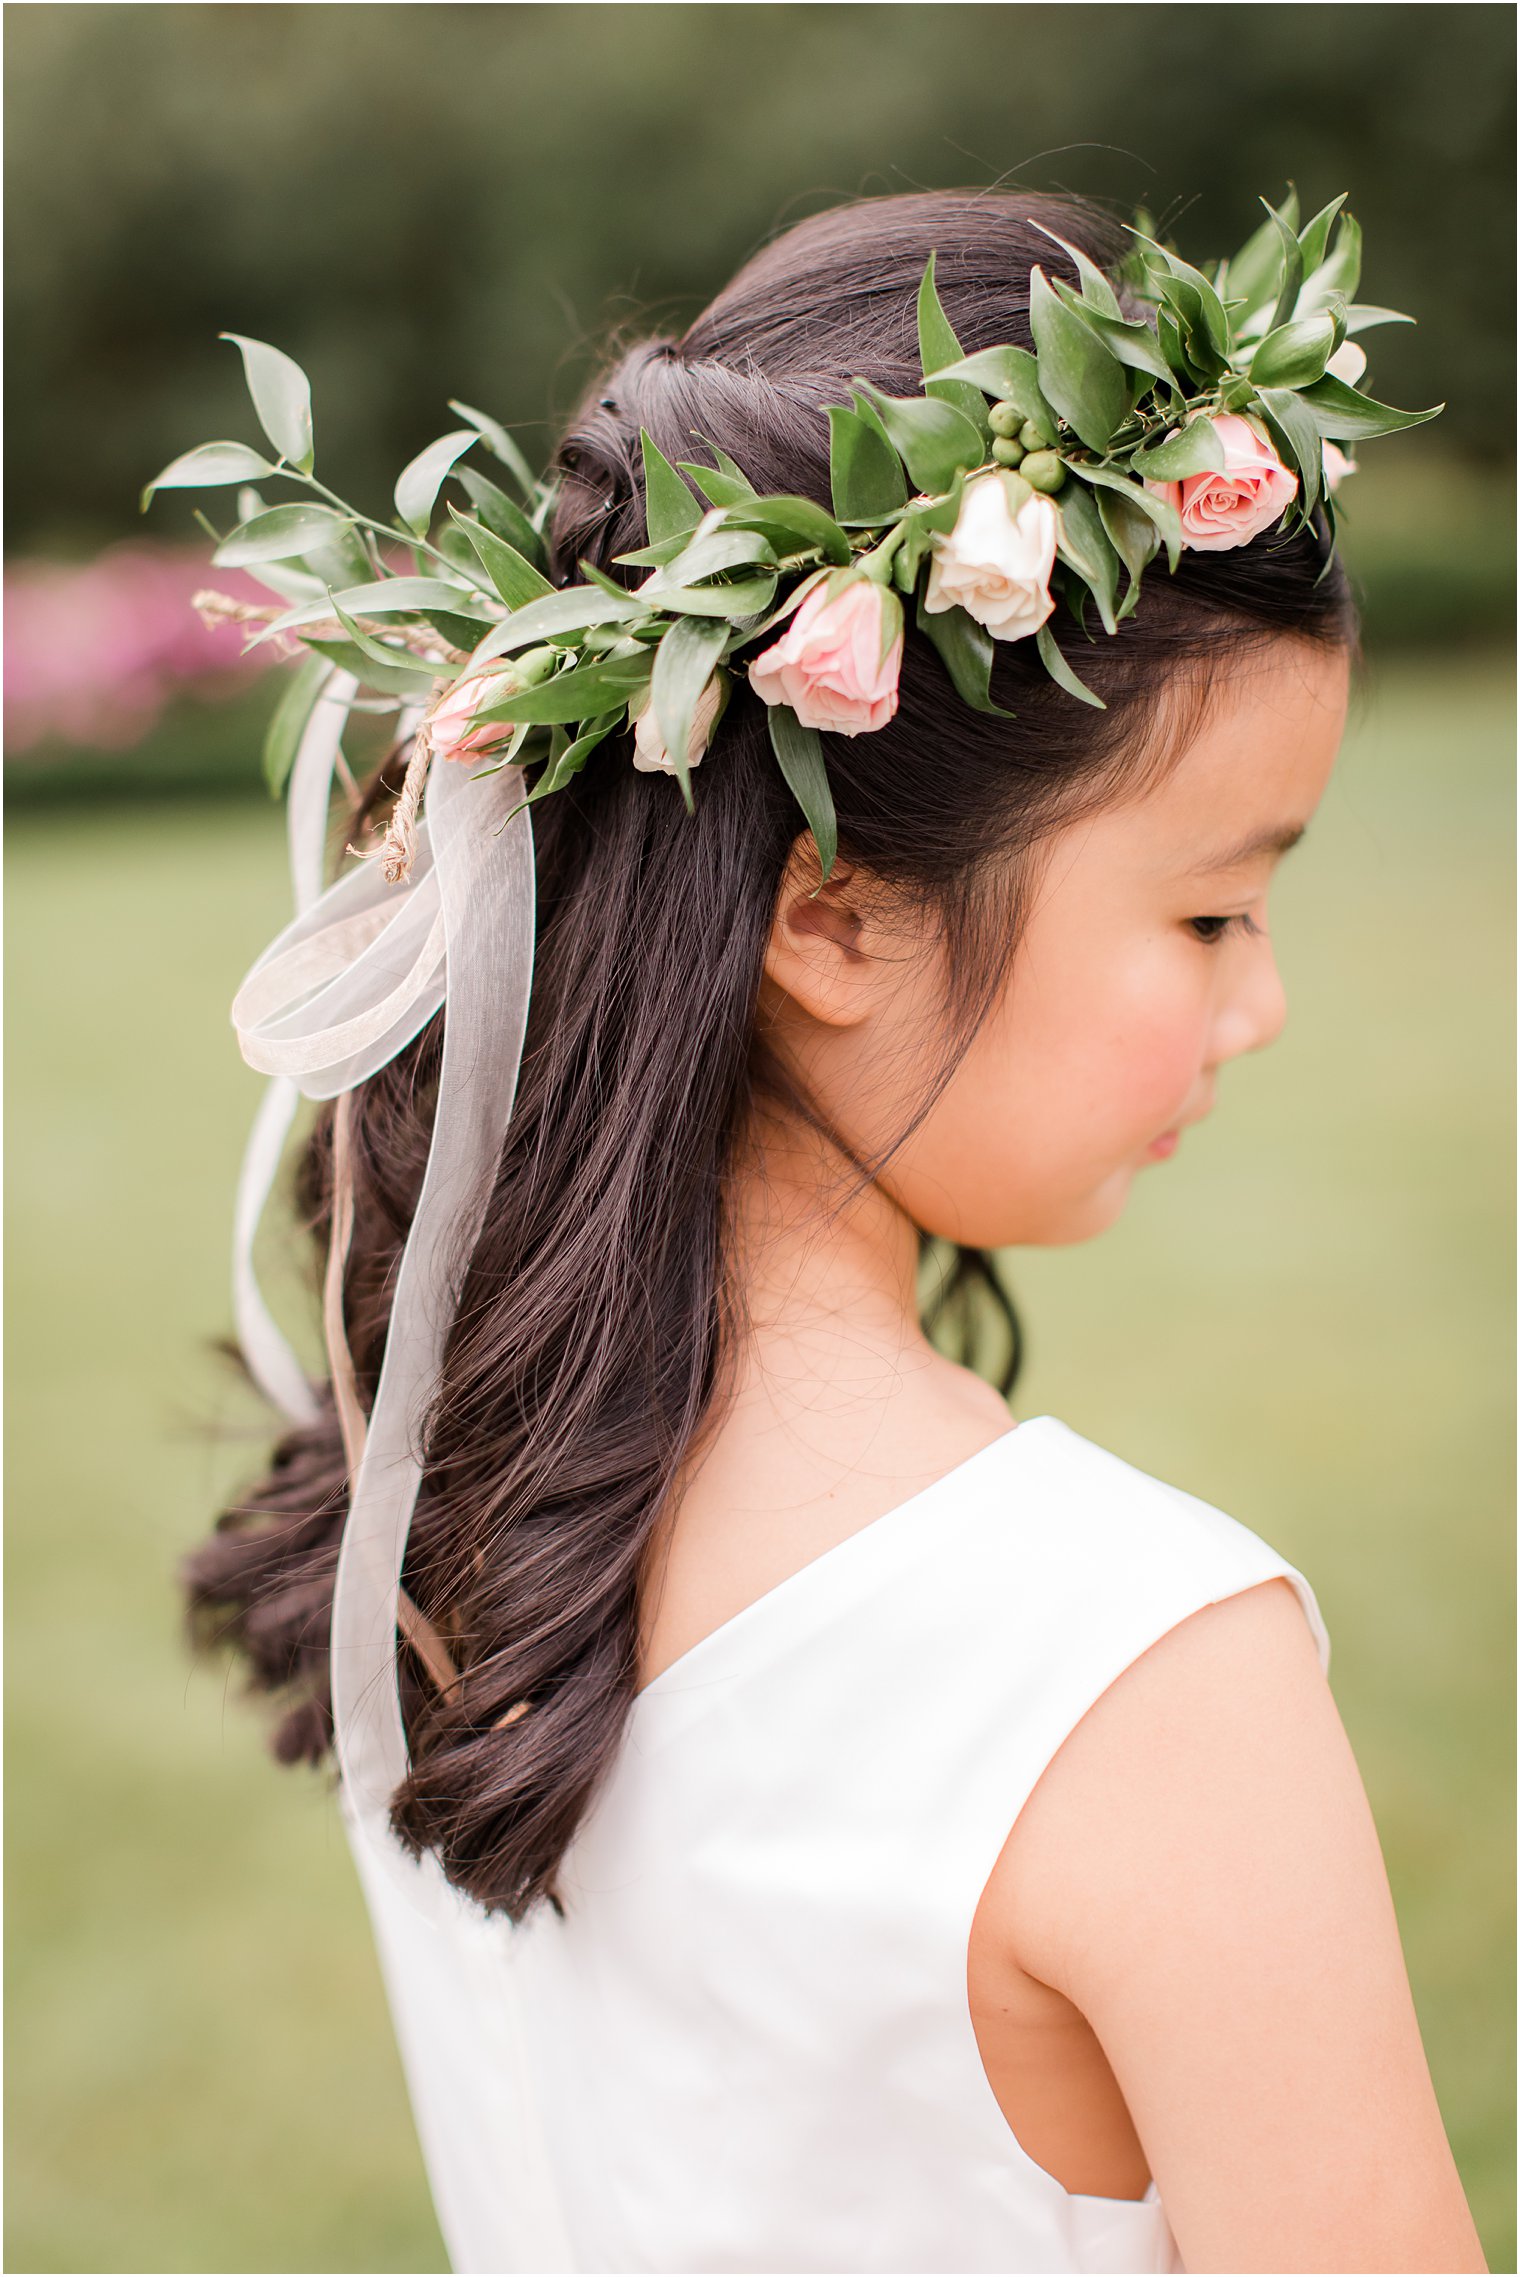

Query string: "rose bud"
[629, 671, 726, 774]
[747, 571, 904, 736]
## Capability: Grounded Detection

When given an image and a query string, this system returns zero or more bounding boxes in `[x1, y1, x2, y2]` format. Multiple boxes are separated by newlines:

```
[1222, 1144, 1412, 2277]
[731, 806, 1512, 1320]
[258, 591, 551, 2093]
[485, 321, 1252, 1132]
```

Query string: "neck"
[718, 1098, 938, 1435]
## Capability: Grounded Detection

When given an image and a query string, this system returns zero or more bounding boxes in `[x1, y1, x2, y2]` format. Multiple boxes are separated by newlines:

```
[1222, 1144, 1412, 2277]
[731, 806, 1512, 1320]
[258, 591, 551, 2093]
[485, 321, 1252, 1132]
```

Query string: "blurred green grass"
[6, 653, 1513, 2272]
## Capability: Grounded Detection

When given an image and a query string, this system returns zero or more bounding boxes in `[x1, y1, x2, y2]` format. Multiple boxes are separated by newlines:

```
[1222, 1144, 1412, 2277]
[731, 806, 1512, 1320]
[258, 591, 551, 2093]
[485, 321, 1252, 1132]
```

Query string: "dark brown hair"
[181, 190, 1355, 1921]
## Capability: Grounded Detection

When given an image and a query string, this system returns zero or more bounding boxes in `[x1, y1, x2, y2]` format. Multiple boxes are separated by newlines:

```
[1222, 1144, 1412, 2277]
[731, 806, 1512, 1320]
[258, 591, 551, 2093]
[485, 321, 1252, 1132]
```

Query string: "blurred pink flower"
[4, 541, 276, 756]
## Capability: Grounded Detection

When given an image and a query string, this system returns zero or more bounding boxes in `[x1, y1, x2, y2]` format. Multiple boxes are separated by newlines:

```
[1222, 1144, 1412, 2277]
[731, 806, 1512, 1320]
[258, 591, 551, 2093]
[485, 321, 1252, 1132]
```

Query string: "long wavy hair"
[181, 189, 1356, 1921]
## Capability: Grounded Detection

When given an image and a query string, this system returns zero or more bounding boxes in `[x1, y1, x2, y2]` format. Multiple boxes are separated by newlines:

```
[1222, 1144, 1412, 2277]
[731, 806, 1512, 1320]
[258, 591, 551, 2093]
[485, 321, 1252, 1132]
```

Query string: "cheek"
[891, 935, 1210, 1242]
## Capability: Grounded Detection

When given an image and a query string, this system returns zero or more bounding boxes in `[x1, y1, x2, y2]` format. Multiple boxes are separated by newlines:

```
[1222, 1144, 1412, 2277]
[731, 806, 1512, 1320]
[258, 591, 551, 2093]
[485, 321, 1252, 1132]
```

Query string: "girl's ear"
[761, 835, 881, 1031]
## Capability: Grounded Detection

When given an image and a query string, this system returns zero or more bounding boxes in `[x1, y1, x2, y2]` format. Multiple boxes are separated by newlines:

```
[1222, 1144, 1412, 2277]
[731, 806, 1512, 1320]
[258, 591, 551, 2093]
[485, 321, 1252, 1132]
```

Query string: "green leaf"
[926, 346, 1055, 437]
[655, 574, 777, 620]
[1035, 622, 1106, 709]
[1224, 200, 1295, 324]
[850, 381, 984, 494]
[1130, 416, 1226, 482]
[446, 503, 554, 608]
[329, 596, 445, 681]
[261, 653, 333, 797]
[1223, 188, 1301, 331]
[827, 404, 909, 524]
[917, 254, 989, 436]
[1095, 486, 1161, 601]
[1069, 463, 1182, 571]
[1293, 374, 1444, 443]
[1299, 212, 1363, 314]
[301, 637, 439, 698]
[640, 430, 702, 544]
[394, 429, 478, 538]
[1255, 388, 1324, 522]
[1028, 268, 1129, 453]
[1341, 304, 1415, 338]
[301, 522, 376, 592]
[644, 526, 776, 592]
[219, 334, 315, 472]
[474, 652, 651, 727]
[465, 585, 648, 666]
[431, 515, 497, 588]
[1296, 194, 1347, 281]
[612, 530, 700, 569]
[1053, 482, 1121, 634]
[651, 616, 729, 813]
[455, 465, 547, 563]
[1249, 314, 1336, 390]
[678, 459, 755, 509]
[140, 440, 276, 511]
[577, 558, 642, 603]
[767, 706, 837, 881]
[1049, 281, 1174, 386]
[1262, 200, 1305, 333]
[242, 575, 492, 652]
[422, 608, 499, 650]
[691, 435, 753, 487]
[717, 496, 853, 564]
[1155, 306, 1188, 376]
[915, 592, 1015, 717]
[525, 715, 619, 804]
[1030, 223, 1122, 318]
[1124, 233, 1231, 357]
[213, 504, 350, 567]
[448, 399, 538, 499]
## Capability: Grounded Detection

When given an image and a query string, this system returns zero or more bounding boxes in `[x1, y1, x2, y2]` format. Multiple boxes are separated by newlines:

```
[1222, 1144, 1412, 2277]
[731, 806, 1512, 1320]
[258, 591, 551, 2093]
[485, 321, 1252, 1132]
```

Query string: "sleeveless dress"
[340, 1412, 1333, 2275]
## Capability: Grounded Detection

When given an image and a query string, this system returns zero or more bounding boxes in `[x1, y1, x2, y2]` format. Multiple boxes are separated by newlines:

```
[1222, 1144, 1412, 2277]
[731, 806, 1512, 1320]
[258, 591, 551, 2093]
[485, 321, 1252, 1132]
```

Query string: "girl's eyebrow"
[1185, 821, 1307, 874]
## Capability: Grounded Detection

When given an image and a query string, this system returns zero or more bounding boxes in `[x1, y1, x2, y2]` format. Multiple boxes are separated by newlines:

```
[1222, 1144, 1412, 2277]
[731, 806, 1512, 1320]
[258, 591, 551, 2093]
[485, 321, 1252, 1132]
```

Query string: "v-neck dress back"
[341, 1414, 1331, 2274]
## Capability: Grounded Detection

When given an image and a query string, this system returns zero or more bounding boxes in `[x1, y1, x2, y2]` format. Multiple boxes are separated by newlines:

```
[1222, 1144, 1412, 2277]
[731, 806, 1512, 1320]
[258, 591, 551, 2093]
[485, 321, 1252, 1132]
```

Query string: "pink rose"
[427, 663, 521, 761]
[747, 572, 903, 736]
[1148, 413, 1298, 552]
[1322, 442, 1358, 495]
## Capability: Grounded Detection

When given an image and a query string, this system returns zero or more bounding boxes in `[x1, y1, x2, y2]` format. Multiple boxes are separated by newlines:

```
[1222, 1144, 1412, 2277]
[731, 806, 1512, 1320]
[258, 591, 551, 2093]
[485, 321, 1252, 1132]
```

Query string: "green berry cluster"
[987, 399, 1066, 492]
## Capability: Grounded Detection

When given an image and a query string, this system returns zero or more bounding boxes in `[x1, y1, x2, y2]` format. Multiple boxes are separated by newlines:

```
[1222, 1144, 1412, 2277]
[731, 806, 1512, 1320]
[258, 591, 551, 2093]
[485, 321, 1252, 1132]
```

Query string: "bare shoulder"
[980, 1576, 1486, 2270]
[987, 1575, 1337, 1994]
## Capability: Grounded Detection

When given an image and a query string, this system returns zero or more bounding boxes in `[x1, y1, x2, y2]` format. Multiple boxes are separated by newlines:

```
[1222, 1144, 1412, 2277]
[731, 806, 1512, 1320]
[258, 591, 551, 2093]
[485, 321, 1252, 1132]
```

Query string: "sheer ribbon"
[228, 670, 537, 1928]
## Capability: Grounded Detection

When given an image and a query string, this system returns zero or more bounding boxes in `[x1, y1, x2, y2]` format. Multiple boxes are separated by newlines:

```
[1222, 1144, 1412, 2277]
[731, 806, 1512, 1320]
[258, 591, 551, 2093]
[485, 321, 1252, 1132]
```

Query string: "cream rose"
[1147, 413, 1298, 552]
[923, 472, 1058, 643]
[747, 573, 903, 736]
[629, 673, 724, 774]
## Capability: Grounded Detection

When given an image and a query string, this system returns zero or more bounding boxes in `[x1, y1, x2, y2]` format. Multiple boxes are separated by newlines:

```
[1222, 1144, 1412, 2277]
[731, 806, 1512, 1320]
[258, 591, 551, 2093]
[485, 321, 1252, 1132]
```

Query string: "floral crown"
[159, 190, 1438, 1919]
[153, 187, 1436, 886]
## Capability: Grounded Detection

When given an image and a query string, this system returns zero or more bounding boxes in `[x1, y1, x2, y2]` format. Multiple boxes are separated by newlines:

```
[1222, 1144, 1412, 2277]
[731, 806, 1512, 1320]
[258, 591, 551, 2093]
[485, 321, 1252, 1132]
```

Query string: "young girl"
[182, 190, 1485, 2273]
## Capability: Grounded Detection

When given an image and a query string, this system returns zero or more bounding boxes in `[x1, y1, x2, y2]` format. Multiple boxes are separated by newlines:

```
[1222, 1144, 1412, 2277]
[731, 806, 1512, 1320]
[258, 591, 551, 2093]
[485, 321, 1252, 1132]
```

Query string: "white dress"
[341, 1412, 1332, 2275]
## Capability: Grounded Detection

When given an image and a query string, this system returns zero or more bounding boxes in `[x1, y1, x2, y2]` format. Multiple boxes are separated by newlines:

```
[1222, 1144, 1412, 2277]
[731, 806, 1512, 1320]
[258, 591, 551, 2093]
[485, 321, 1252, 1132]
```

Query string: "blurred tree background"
[5, 6, 1513, 2273]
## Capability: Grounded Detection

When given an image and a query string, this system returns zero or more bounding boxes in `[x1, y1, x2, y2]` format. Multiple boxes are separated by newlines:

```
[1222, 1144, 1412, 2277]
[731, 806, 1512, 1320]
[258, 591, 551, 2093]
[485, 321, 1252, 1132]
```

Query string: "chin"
[1017, 1168, 1137, 1249]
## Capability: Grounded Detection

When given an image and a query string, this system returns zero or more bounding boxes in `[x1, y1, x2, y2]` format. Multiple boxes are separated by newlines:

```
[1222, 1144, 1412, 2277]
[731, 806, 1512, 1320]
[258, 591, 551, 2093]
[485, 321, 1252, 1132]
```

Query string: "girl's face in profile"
[902, 638, 1352, 1248]
[767, 638, 1351, 1252]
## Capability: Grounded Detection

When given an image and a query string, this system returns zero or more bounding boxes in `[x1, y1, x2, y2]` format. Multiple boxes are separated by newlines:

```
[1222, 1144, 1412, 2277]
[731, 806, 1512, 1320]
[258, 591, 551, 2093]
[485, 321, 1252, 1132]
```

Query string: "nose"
[1211, 934, 1288, 1064]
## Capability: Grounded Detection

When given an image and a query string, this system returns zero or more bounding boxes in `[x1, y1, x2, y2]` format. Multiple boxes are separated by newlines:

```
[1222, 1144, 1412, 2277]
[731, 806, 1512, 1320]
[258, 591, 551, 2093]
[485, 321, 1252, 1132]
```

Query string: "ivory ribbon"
[231, 662, 359, 1424]
[327, 749, 536, 1922]
[229, 671, 537, 1924]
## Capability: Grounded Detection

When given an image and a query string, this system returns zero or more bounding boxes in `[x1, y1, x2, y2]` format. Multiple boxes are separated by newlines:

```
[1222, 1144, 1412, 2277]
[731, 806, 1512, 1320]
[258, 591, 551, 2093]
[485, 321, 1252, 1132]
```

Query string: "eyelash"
[1188, 911, 1264, 947]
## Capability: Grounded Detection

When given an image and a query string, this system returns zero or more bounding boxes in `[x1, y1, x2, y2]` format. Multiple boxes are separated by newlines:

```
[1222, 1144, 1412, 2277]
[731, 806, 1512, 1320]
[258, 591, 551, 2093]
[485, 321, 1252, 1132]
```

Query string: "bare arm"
[992, 1577, 1486, 2274]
